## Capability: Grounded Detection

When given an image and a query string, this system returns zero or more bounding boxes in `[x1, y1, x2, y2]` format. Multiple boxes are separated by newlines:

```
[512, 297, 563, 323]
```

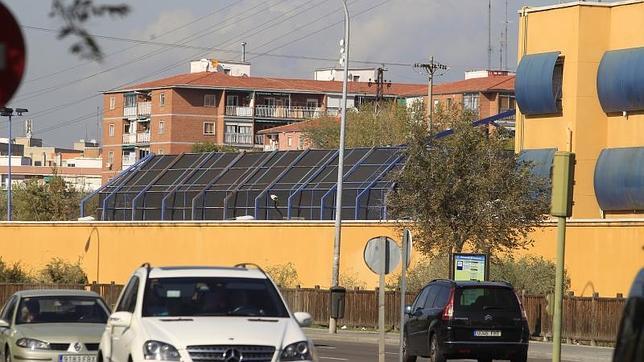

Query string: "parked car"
[99, 263, 317, 362]
[0, 289, 110, 362]
[613, 268, 643, 362]
[402, 279, 529, 362]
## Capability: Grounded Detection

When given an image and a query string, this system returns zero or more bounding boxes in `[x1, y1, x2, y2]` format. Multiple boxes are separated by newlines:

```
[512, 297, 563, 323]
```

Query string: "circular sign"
[363, 236, 400, 275]
[0, 3, 26, 107]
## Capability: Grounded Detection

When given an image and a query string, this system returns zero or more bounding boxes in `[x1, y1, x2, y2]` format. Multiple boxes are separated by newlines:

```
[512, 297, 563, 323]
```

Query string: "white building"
[314, 67, 377, 83]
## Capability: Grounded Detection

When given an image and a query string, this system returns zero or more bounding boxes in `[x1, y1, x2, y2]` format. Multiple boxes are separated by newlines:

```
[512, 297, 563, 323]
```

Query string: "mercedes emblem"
[222, 349, 242, 362]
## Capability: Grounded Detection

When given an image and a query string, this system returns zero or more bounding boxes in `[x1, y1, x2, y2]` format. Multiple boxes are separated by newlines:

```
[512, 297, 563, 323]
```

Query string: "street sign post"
[364, 236, 400, 362]
[450, 253, 489, 282]
[0, 3, 26, 107]
[399, 229, 412, 362]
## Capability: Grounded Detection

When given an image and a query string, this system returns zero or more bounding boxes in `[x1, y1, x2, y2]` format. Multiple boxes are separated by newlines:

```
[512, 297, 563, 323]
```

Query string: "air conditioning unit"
[106, 162, 112, 170]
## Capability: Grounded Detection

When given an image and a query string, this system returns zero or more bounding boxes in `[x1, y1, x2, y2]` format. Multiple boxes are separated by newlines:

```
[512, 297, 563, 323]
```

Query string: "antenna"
[488, 0, 492, 70]
[24, 119, 33, 138]
[241, 42, 247, 63]
[504, 0, 509, 70]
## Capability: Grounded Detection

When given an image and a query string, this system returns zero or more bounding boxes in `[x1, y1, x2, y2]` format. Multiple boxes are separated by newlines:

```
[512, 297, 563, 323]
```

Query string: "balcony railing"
[137, 132, 150, 144]
[263, 143, 278, 152]
[123, 106, 137, 119]
[225, 106, 253, 117]
[138, 102, 151, 117]
[122, 156, 137, 168]
[122, 133, 136, 144]
[254, 134, 265, 145]
[224, 133, 253, 145]
[254, 106, 323, 119]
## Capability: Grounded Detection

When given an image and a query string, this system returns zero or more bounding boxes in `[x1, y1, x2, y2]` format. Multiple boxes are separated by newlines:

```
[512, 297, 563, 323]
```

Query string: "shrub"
[38, 258, 88, 284]
[265, 262, 300, 288]
[0, 258, 33, 283]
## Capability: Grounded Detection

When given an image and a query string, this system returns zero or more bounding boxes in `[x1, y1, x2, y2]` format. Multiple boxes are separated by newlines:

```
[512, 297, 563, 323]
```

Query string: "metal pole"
[428, 57, 434, 132]
[399, 231, 408, 362]
[7, 114, 12, 221]
[329, 0, 350, 334]
[378, 237, 386, 362]
[552, 216, 566, 362]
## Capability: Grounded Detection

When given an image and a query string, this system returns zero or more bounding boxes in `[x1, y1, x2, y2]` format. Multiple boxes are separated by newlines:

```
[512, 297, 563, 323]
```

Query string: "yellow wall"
[1, 221, 642, 297]
[516, 1, 644, 219]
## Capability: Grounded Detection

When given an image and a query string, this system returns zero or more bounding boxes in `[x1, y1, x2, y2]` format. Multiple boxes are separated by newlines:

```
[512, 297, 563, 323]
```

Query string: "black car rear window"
[455, 287, 520, 314]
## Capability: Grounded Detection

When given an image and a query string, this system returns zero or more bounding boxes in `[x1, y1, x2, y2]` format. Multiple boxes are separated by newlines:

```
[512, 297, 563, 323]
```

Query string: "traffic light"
[550, 152, 575, 217]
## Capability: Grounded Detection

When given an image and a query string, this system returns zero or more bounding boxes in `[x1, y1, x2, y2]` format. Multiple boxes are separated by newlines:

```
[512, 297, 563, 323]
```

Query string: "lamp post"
[329, 0, 350, 334]
[1, 107, 28, 221]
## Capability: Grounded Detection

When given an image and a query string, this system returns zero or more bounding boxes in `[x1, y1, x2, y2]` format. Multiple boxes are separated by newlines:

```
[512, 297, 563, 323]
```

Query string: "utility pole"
[1, 107, 28, 221]
[504, 0, 509, 70]
[414, 57, 448, 132]
[368, 65, 392, 111]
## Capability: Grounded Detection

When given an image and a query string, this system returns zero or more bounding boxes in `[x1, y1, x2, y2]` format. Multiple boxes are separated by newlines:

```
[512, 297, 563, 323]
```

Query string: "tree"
[264, 262, 300, 288]
[38, 257, 88, 284]
[303, 102, 416, 149]
[50, 0, 130, 61]
[387, 107, 550, 256]
[191, 142, 239, 153]
[12, 174, 83, 221]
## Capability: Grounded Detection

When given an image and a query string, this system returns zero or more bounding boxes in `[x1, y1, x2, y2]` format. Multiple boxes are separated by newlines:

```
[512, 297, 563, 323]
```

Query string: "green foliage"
[303, 102, 418, 149]
[38, 258, 88, 284]
[12, 175, 83, 221]
[265, 262, 300, 288]
[191, 142, 239, 153]
[394, 254, 569, 295]
[0, 258, 33, 283]
[388, 107, 550, 256]
[340, 269, 367, 290]
[0, 190, 6, 220]
[50, 0, 130, 61]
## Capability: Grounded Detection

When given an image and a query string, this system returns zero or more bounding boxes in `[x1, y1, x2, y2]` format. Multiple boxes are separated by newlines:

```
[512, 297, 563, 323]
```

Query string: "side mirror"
[0, 320, 9, 329]
[108, 312, 132, 328]
[293, 312, 312, 327]
[413, 308, 423, 317]
[404, 305, 413, 315]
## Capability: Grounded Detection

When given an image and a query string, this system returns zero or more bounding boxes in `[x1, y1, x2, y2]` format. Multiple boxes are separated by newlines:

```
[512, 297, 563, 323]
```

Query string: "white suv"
[98, 264, 317, 362]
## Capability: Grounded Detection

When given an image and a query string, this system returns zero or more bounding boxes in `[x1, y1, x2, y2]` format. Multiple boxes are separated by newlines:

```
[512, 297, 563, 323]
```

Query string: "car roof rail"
[491, 279, 513, 286]
[140, 262, 152, 280]
[234, 263, 267, 275]
[430, 278, 455, 284]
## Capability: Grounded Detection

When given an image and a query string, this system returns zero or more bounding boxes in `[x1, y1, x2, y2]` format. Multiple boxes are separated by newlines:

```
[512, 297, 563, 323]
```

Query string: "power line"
[414, 56, 448, 131]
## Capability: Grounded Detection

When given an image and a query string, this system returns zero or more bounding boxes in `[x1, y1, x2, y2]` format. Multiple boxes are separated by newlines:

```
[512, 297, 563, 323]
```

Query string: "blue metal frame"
[319, 148, 376, 220]
[286, 150, 339, 219]
[253, 149, 310, 219]
[190, 152, 245, 220]
[222, 151, 278, 219]
[100, 153, 155, 221]
[160, 152, 223, 220]
[130, 153, 185, 220]
[432, 109, 515, 139]
[354, 153, 404, 219]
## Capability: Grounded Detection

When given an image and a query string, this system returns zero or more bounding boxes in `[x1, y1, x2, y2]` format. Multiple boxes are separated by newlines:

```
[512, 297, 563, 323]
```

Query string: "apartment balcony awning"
[518, 148, 556, 180]
[594, 147, 644, 211]
[597, 47, 644, 113]
[515, 51, 561, 115]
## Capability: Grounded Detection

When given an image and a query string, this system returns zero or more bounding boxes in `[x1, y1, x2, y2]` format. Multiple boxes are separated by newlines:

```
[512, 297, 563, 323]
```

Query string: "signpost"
[450, 253, 489, 282]
[399, 229, 412, 362]
[364, 236, 400, 362]
[0, 2, 26, 107]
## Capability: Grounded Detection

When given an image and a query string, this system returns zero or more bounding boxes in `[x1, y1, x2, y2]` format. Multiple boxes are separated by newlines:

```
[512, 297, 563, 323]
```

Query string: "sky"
[3, 0, 559, 147]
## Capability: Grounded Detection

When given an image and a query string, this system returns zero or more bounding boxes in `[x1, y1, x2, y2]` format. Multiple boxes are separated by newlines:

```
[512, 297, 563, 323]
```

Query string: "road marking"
[319, 357, 348, 361]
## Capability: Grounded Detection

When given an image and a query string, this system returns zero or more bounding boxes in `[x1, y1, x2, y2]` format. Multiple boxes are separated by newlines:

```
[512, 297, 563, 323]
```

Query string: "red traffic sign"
[0, 3, 26, 107]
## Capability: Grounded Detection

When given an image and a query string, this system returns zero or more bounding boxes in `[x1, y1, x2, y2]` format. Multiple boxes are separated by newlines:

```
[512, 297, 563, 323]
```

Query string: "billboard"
[451, 253, 489, 282]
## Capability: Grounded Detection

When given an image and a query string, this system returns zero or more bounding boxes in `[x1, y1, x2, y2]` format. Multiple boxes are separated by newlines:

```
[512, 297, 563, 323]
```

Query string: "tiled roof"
[257, 118, 339, 135]
[108, 72, 514, 97]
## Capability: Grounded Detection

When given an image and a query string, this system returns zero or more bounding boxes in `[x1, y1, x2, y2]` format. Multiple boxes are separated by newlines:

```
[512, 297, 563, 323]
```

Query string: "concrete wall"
[0, 220, 641, 297]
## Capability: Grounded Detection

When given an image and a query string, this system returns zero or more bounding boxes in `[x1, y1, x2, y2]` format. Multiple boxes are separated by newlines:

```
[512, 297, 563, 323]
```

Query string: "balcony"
[224, 133, 253, 145]
[138, 102, 151, 117]
[254, 106, 323, 119]
[122, 133, 136, 144]
[137, 132, 150, 144]
[124, 106, 137, 119]
[225, 106, 253, 117]
[254, 134, 265, 145]
[122, 155, 137, 168]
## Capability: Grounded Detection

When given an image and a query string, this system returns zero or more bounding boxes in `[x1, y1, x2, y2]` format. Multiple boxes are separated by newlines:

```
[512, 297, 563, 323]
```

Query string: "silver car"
[0, 290, 110, 362]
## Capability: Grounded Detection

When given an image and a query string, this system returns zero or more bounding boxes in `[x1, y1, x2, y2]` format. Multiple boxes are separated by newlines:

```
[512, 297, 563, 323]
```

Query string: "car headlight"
[16, 338, 50, 350]
[280, 341, 312, 361]
[143, 341, 180, 361]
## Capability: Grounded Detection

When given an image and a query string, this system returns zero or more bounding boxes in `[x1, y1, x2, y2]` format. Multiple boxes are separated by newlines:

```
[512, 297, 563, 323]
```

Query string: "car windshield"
[455, 287, 520, 313]
[142, 277, 289, 318]
[15, 296, 109, 324]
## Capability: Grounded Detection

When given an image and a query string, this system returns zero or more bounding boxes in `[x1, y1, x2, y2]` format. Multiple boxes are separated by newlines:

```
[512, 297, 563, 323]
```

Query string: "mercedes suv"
[98, 263, 317, 362]
[403, 279, 529, 362]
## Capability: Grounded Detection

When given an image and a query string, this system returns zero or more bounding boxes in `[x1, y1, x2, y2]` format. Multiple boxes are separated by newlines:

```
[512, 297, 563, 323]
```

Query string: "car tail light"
[514, 291, 528, 320]
[442, 288, 455, 320]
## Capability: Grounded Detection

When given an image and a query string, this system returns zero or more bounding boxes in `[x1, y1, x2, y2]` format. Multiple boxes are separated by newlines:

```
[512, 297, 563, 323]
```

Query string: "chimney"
[241, 42, 247, 63]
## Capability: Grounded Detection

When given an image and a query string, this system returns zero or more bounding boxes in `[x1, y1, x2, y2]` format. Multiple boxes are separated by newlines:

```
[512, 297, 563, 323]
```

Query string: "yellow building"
[515, 0, 644, 219]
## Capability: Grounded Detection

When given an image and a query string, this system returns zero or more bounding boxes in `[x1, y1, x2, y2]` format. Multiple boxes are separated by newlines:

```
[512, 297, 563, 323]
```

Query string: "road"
[305, 329, 614, 362]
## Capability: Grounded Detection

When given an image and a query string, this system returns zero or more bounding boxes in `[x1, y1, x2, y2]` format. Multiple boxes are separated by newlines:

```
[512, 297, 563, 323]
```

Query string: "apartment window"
[107, 151, 114, 164]
[109, 96, 116, 110]
[203, 121, 215, 135]
[447, 98, 453, 108]
[298, 137, 304, 150]
[353, 75, 360, 82]
[553, 59, 564, 111]
[108, 124, 115, 137]
[204, 94, 217, 107]
[434, 99, 440, 112]
[124, 94, 136, 108]
[287, 136, 293, 147]
[499, 94, 516, 112]
[159, 92, 166, 106]
[463, 93, 479, 112]
[158, 120, 165, 135]
[226, 95, 238, 107]
[306, 99, 319, 108]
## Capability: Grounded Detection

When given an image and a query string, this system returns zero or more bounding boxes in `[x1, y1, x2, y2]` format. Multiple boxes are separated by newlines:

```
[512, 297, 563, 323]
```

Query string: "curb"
[304, 328, 400, 346]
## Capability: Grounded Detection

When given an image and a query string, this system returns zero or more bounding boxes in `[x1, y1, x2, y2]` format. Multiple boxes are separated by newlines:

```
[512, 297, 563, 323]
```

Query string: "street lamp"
[329, 0, 350, 334]
[1, 107, 28, 221]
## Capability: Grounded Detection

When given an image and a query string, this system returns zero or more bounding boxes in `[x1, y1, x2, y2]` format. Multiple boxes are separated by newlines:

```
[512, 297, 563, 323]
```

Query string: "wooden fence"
[0, 284, 625, 343]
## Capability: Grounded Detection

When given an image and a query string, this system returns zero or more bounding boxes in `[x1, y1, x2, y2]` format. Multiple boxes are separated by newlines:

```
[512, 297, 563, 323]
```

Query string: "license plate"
[59, 355, 96, 362]
[474, 330, 502, 337]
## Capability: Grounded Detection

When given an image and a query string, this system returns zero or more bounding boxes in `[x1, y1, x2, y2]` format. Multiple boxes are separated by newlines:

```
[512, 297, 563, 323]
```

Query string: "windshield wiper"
[247, 318, 278, 322]
[159, 317, 194, 321]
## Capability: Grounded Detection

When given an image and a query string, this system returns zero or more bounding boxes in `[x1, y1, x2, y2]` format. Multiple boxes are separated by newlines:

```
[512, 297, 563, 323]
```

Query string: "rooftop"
[145, 265, 267, 279]
[522, 0, 644, 13]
